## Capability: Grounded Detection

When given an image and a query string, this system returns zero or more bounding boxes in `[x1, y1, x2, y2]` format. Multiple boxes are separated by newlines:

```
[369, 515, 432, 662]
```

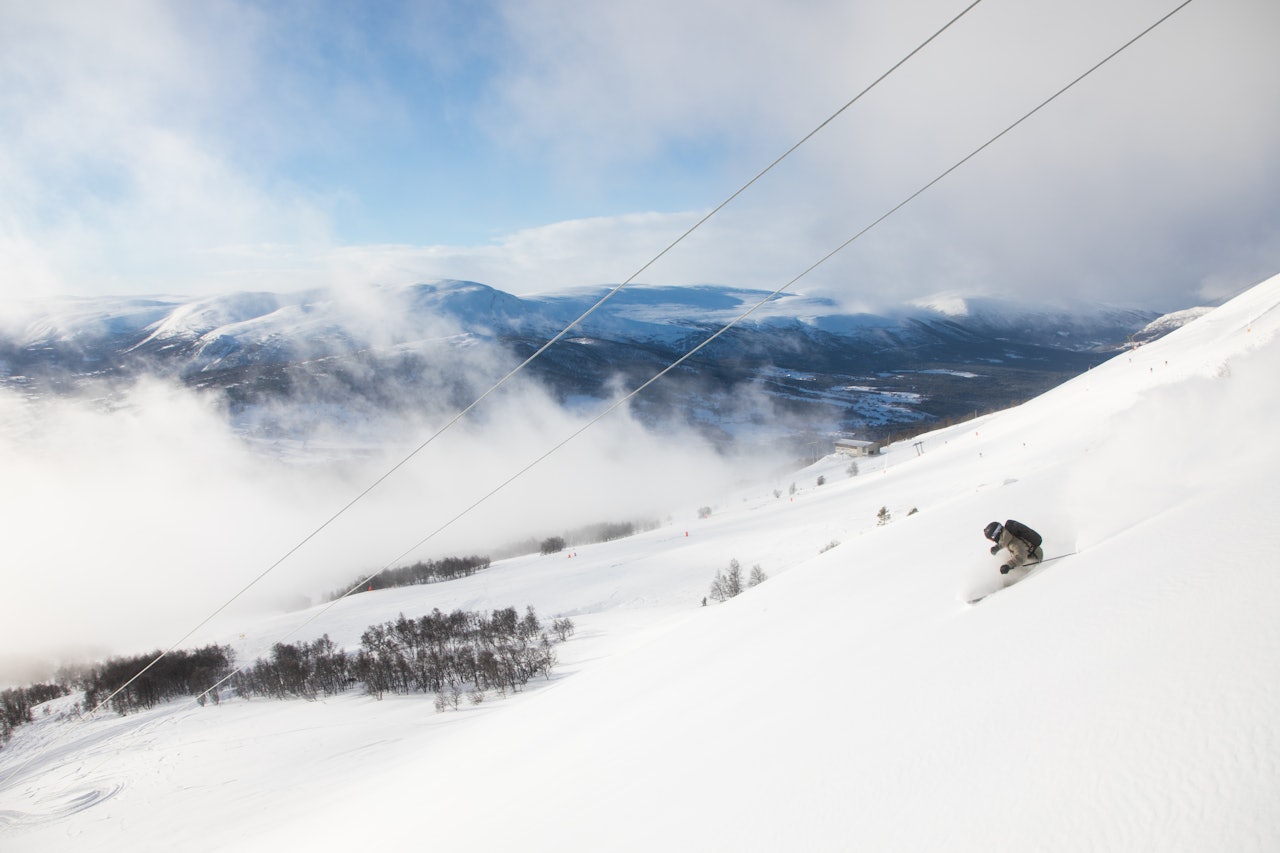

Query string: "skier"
[983, 519, 1044, 574]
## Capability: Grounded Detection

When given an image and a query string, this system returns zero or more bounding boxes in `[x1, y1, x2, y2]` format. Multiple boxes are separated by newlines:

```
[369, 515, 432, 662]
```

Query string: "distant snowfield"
[3, 275, 1280, 851]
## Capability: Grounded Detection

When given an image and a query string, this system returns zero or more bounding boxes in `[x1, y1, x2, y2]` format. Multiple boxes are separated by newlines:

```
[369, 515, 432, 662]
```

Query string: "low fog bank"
[0, 367, 786, 686]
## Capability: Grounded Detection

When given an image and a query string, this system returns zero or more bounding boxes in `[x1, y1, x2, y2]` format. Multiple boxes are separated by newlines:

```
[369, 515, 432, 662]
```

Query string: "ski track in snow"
[3, 275, 1280, 851]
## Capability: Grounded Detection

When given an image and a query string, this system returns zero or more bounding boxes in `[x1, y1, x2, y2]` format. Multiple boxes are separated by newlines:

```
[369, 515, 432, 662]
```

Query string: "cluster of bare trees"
[540, 520, 647, 555]
[708, 558, 767, 603]
[231, 635, 351, 701]
[3, 648, 234, 733]
[332, 554, 491, 599]
[352, 607, 560, 702]
[512, 518, 657, 558]
[83, 645, 234, 716]
[2, 605, 574, 738]
[233, 607, 572, 707]
[1, 682, 70, 746]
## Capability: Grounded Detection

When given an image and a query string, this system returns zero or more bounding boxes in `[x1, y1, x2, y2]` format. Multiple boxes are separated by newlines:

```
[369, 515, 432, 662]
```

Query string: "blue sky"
[2, 0, 1278, 311]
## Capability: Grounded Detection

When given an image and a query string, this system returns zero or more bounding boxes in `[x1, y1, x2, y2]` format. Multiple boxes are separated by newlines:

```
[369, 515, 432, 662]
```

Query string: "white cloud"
[484, 0, 1280, 309]
[313, 211, 702, 293]
[1, 0, 1277, 310]
[0, 0, 331, 298]
[0, 363, 771, 682]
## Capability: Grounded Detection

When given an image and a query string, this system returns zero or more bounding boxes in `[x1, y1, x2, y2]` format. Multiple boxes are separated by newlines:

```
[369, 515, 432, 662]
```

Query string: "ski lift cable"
[180, 0, 990, 706]
[1, 7, 1196, 791]
[399, 0, 1186, 540]
[192, 0, 1199, 704]
[368, 0, 1204, 578]
[62, 1, 987, 729]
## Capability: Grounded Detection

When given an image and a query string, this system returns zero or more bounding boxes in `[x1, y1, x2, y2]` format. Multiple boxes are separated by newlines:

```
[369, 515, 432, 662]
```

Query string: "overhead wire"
[2, 0, 1197, 791]
[196, 0, 1198, 703]
[68, 0, 986, 725]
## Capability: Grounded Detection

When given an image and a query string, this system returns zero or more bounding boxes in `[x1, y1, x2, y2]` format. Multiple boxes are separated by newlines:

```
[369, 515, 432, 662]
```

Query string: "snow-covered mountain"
[2, 272, 1278, 851]
[1130, 304, 1215, 343]
[0, 281, 1160, 447]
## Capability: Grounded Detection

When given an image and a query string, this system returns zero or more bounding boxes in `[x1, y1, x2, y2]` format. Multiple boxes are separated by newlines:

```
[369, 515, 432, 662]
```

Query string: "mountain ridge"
[0, 281, 1192, 449]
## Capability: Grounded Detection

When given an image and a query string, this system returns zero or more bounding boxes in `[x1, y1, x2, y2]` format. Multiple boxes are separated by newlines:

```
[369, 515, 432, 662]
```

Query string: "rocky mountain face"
[0, 280, 1182, 452]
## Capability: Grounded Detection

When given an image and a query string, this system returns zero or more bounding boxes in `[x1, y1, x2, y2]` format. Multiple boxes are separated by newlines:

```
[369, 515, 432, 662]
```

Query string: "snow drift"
[2, 274, 1279, 851]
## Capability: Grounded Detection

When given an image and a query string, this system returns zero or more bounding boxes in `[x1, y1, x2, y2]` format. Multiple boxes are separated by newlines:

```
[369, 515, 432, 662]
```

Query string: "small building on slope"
[835, 438, 882, 457]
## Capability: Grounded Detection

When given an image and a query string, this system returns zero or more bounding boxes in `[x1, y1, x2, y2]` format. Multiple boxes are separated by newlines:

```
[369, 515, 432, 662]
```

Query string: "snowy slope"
[1131, 304, 1215, 343]
[2, 275, 1279, 851]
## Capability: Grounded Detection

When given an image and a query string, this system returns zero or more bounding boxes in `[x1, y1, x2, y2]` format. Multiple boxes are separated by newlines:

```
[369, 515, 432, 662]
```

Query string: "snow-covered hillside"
[1131, 304, 1215, 344]
[3, 274, 1279, 851]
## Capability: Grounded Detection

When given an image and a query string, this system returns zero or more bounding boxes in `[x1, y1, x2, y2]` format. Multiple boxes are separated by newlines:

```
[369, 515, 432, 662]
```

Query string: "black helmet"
[983, 521, 1003, 542]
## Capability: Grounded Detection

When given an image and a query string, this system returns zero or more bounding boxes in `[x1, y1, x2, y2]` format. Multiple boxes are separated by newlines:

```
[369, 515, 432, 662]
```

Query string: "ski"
[966, 552, 1077, 606]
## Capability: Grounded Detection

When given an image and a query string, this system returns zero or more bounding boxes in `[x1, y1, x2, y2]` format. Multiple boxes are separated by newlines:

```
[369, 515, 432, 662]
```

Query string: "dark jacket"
[985, 519, 1043, 567]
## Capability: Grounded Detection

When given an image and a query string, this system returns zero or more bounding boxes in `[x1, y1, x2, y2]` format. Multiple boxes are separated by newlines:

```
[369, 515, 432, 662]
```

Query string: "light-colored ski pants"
[999, 530, 1043, 568]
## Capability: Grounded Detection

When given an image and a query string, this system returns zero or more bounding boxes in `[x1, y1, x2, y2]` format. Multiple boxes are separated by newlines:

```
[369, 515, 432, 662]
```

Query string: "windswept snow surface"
[4, 275, 1280, 851]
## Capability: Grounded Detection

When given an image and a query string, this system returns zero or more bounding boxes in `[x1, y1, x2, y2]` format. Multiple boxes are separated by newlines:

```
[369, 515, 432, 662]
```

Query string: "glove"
[990, 545, 1000, 555]
[999, 564, 1012, 575]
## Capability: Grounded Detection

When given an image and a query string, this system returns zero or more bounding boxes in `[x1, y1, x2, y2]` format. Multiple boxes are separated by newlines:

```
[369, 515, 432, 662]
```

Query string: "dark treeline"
[232, 634, 351, 701]
[355, 607, 558, 701]
[331, 520, 660, 599]
[83, 645, 235, 716]
[573, 520, 652, 544]
[233, 606, 572, 705]
[1, 682, 70, 746]
[1, 606, 573, 745]
[331, 555, 491, 600]
[497, 518, 660, 559]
